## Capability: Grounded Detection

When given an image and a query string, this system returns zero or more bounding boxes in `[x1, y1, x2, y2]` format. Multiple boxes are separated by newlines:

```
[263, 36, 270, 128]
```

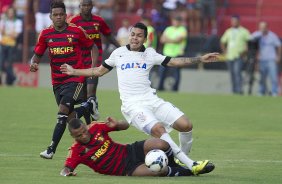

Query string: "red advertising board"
[13, 63, 38, 87]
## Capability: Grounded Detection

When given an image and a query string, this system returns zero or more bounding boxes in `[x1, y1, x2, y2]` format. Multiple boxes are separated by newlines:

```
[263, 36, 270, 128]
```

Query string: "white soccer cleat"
[40, 149, 54, 159]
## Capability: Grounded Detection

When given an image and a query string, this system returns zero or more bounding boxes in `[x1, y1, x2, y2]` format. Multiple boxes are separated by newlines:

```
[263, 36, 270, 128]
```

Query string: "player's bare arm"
[105, 117, 129, 130]
[29, 54, 41, 72]
[60, 64, 109, 77]
[60, 166, 77, 177]
[167, 53, 220, 67]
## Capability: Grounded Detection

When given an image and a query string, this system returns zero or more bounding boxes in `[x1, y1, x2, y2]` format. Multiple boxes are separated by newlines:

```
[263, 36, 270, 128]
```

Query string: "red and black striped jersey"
[64, 122, 128, 176]
[34, 23, 93, 85]
[68, 14, 112, 67]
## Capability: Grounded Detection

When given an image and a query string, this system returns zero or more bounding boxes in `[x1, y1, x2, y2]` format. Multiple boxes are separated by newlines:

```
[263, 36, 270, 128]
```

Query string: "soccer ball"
[145, 149, 168, 172]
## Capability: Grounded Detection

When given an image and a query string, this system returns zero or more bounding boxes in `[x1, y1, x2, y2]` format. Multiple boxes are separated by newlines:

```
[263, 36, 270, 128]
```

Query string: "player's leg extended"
[51, 103, 70, 152]
[152, 102, 194, 168]
[172, 115, 193, 155]
[152, 123, 215, 175]
[130, 139, 193, 177]
[86, 77, 100, 120]
[130, 163, 193, 177]
[73, 82, 96, 124]
[40, 101, 70, 159]
[129, 107, 194, 170]
[153, 100, 193, 154]
[150, 123, 194, 170]
[41, 83, 83, 159]
[172, 115, 215, 175]
[82, 81, 91, 124]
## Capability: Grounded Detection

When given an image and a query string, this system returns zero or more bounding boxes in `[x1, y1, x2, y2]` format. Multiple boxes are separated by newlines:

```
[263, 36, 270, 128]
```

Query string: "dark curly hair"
[132, 22, 148, 38]
[50, 1, 66, 13]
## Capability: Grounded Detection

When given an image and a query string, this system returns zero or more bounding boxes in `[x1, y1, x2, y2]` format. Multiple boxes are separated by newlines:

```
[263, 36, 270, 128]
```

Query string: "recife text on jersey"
[91, 140, 111, 161]
[88, 33, 100, 39]
[49, 46, 74, 55]
[121, 62, 147, 70]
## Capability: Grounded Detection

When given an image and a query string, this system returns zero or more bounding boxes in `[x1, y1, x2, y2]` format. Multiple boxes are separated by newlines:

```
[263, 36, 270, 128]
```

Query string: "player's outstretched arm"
[60, 167, 77, 177]
[60, 64, 110, 77]
[167, 52, 219, 67]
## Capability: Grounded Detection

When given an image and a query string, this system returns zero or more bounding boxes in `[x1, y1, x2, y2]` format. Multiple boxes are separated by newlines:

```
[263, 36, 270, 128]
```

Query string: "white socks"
[160, 133, 194, 170]
[179, 130, 193, 155]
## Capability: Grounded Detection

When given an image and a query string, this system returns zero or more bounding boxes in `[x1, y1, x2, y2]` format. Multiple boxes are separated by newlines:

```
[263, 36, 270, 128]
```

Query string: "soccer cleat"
[175, 158, 186, 167]
[87, 97, 100, 121]
[191, 160, 215, 175]
[40, 148, 54, 159]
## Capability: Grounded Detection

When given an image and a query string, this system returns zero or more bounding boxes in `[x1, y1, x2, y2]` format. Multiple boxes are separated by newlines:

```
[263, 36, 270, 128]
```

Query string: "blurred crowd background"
[1, 0, 282, 96]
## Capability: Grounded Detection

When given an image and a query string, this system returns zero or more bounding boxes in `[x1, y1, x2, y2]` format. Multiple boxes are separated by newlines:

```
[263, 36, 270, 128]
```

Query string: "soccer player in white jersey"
[60, 22, 219, 175]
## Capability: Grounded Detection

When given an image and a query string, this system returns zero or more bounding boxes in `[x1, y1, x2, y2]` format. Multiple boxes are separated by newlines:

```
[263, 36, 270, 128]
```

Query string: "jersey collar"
[126, 44, 146, 52]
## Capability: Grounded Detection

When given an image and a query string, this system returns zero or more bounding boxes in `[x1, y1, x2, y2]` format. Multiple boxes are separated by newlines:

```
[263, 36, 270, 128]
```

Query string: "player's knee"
[59, 96, 75, 114]
[150, 123, 167, 138]
[173, 116, 193, 132]
[181, 122, 193, 132]
[155, 139, 170, 150]
[145, 138, 170, 152]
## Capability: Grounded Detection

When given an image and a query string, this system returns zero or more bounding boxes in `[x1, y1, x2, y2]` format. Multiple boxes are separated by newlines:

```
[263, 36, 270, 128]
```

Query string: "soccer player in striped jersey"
[60, 118, 207, 177]
[68, 0, 120, 122]
[30, 1, 98, 159]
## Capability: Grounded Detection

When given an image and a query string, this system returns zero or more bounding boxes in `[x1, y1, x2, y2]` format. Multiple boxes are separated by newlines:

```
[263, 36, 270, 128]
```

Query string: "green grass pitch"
[0, 87, 282, 184]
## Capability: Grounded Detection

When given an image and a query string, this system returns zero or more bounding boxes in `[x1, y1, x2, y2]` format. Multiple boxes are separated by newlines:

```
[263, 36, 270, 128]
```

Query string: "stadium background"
[1, 0, 282, 94]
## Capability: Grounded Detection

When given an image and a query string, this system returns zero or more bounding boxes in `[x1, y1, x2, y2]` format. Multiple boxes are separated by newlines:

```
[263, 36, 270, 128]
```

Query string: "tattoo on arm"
[189, 57, 202, 64]
[177, 57, 201, 65]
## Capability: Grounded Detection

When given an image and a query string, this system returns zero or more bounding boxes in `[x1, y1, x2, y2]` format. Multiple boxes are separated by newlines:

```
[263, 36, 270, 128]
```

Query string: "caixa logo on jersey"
[121, 62, 147, 70]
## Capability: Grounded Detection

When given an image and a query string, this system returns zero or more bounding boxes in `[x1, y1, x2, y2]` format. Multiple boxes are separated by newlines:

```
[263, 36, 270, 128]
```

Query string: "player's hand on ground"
[60, 64, 74, 75]
[201, 53, 219, 63]
[30, 63, 39, 72]
[60, 167, 77, 177]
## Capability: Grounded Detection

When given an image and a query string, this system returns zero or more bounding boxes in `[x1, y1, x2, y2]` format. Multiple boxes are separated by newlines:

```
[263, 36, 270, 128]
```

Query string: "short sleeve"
[148, 48, 169, 66]
[104, 49, 117, 67]
[273, 34, 281, 47]
[220, 30, 229, 43]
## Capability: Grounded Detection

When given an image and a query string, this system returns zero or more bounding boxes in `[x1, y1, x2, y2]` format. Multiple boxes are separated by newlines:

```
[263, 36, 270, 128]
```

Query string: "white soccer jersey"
[104, 45, 171, 102]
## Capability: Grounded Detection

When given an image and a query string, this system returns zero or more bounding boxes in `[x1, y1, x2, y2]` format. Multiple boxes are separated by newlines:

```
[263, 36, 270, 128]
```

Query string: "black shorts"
[125, 140, 146, 176]
[53, 82, 85, 106]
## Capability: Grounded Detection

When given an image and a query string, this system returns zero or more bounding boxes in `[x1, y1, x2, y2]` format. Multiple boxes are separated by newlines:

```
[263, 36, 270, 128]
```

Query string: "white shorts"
[121, 92, 184, 134]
